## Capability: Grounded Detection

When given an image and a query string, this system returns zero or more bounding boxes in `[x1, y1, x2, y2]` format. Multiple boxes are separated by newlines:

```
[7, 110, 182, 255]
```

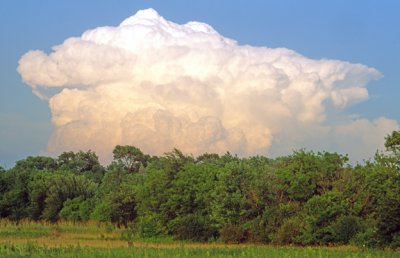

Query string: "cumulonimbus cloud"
[18, 8, 398, 163]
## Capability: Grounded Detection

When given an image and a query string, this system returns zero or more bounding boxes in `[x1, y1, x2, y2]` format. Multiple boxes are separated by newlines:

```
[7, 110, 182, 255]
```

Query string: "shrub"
[332, 216, 361, 244]
[352, 227, 381, 249]
[244, 218, 269, 243]
[136, 214, 165, 238]
[59, 197, 94, 221]
[91, 201, 112, 222]
[170, 214, 216, 241]
[219, 225, 248, 244]
[390, 233, 400, 249]
[274, 217, 303, 245]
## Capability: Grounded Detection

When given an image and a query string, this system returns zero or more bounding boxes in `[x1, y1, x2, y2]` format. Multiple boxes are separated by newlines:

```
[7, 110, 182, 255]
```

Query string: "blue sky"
[1, 0, 399, 167]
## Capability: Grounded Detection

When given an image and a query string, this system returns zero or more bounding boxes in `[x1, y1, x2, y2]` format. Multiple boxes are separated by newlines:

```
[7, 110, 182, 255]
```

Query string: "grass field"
[0, 219, 398, 258]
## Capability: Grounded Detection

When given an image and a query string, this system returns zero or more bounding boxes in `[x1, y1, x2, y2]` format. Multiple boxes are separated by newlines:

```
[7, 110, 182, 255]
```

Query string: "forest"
[0, 131, 399, 249]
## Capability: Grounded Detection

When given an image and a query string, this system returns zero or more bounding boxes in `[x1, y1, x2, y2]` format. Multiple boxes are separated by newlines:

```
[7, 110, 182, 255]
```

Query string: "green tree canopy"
[112, 145, 148, 173]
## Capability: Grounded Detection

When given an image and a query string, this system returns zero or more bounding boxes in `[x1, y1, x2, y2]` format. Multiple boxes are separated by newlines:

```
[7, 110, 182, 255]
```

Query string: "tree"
[134, 164, 169, 236]
[374, 166, 400, 245]
[42, 173, 97, 221]
[92, 164, 137, 226]
[299, 191, 347, 244]
[57, 150, 105, 182]
[27, 171, 54, 220]
[0, 166, 8, 196]
[385, 130, 400, 154]
[211, 161, 250, 231]
[275, 150, 317, 204]
[112, 145, 148, 173]
[14, 156, 58, 171]
[0, 170, 30, 220]
[109, 184, 137, 226]
[380, 130, 400, 169]
[163, 162, 219, 240]
[59, 196, 94, 221]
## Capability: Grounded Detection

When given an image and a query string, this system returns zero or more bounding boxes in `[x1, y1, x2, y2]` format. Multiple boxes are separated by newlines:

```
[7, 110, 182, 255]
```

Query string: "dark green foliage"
[42, 173, 97, 222]
[332, 216, 362, 244]
[57, 150, 105, 182]
[59, 196, 94, 221]
[375, 174, 400, 244]
[112, 145, 149, 173]
[1, 132, 400, 248]
[385, 131, 400, 154]
[170, 213, 217, 241]
[135, 213, 166, 238]
[219, 224, 249, 243]
[352, 226, 380, 248]
[107, 184, 137, 226]
[375, 130, 400, 170]
[211, 160, 252, 228]
[92, 166, 136, 226]
[299, 191, 347, 245]
[0, 169, 7, 198]
[14, 156, 58, 172]
[274, 216, 304, 244]
[27, 171, 54, 220]
[0, 169, 31, 219]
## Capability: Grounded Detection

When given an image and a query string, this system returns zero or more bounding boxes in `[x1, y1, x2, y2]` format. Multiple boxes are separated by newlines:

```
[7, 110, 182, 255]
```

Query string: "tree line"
[0, 131, 399, 248]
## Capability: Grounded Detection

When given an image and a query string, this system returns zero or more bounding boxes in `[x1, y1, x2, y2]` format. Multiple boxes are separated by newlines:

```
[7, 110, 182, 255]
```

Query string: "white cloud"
[17, 8, 397, 163]
[333, 117, 399, 162]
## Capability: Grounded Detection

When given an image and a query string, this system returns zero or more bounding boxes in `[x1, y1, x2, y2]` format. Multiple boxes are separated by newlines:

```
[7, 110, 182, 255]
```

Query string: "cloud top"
[18, 9, 397, 162]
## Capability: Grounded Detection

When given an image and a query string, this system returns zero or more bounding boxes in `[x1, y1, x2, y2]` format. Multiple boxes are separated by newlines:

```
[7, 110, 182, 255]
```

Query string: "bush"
[352, 227, 381, 249]
[332, 216, 361, 244]
[274, 217, 303, 245]
[59, 197, 94, 221]
[390, 233, 400, 249]
[91, 201, 113, 222]
[136, 214, 165, 238]
[219, 225, 248, 244]
[244, 218, 269, 243]
[299, 191, 347, 245]
[170, 214, 216, 241]
[91, 188, 136, 226]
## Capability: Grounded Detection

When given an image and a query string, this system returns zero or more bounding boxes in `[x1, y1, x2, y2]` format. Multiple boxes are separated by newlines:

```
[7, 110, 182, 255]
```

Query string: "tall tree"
[112, 145, 148, 173]
[57, 150, 104, 182]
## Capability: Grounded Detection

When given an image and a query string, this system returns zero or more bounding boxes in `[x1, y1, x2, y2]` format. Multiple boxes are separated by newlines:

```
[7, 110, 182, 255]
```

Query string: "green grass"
[1, 243, 399, 258]
[0, 219, 398, 258]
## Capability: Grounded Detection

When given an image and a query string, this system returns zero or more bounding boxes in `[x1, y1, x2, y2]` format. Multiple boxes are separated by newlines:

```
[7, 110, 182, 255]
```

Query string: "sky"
[1, 0, 399, 167]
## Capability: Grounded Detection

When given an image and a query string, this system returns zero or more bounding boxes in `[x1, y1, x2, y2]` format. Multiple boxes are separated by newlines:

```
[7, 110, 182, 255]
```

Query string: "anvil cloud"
[18, 9, 398, 162]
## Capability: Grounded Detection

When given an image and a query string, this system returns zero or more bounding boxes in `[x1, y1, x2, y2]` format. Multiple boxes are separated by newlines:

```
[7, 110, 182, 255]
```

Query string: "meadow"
[0, 220, 398, 258]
